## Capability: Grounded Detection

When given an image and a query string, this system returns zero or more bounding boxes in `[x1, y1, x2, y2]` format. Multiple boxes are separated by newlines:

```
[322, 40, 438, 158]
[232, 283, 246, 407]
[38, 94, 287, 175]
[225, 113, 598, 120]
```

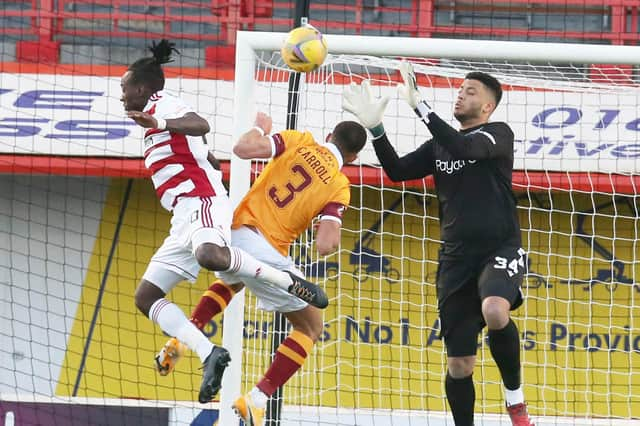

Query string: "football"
[280, 25, 328, 73]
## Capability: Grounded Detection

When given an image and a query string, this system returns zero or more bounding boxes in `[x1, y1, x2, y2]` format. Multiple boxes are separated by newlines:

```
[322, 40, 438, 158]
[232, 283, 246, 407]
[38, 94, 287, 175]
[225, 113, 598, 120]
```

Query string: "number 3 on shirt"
[268, 164, 312, 208]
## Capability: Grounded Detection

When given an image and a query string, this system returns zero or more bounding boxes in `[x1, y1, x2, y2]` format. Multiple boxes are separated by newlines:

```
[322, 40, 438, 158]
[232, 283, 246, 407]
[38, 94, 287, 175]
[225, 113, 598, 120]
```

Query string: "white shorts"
[142, 195, 233, 293]
[216, 226, 308, 313]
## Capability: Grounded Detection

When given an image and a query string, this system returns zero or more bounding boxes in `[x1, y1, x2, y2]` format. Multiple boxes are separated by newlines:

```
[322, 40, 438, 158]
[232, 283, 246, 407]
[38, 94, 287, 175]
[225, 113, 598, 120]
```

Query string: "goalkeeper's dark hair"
[332, 121, 367, 155]
[127, 39, 179, 92]
[466, 71, 503, 107]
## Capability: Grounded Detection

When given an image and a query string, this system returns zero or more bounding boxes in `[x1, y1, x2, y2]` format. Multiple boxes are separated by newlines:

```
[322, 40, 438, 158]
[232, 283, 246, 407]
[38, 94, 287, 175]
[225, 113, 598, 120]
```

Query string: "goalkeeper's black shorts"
[436, 242, 525, 358]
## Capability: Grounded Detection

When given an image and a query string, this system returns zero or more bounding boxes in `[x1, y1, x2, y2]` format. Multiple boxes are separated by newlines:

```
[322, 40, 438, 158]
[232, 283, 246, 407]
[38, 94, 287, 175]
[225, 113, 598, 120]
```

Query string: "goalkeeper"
[343, 66, 533, 426]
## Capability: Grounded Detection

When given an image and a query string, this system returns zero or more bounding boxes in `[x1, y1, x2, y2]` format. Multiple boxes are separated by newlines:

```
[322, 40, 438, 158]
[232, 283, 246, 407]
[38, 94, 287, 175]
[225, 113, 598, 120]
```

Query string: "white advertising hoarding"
[0, 73, 638, 173]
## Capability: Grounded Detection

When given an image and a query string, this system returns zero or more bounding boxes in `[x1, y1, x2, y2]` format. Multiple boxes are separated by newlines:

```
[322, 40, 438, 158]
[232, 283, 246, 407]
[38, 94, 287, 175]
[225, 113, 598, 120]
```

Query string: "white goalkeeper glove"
[397, 61, 432, 123]
[342, 80, 389, 138]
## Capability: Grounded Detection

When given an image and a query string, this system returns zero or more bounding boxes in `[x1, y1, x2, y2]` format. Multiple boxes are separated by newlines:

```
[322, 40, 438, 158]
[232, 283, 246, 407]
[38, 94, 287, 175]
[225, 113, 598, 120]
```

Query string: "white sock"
[250, 387, 268, 409]
[175, 322, 214, 363]
[505, 386, 524, 407]
[149, 299, 213, 363]
[226, 246, 292, 290]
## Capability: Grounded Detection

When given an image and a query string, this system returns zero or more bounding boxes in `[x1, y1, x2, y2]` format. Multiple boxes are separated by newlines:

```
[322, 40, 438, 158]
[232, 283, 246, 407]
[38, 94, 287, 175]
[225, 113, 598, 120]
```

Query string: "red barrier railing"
[1, 0, 638, 64]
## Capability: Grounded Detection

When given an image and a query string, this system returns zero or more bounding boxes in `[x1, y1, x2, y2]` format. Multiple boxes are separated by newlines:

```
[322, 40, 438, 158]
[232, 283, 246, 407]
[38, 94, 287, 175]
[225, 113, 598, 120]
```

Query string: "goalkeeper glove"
[342, 80, 389, 138]
[397, 61, 432, 124]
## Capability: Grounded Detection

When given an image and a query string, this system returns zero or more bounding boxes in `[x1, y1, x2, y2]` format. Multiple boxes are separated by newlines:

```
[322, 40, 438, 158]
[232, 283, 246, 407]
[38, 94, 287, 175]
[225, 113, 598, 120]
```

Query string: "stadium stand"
[0, 1, 638, 67]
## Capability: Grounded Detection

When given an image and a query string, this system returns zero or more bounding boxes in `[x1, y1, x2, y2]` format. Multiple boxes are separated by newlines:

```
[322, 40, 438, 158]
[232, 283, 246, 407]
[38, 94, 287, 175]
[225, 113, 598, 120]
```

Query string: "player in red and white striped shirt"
[141, 89, 225, 211]
[121, 40, 328, 404]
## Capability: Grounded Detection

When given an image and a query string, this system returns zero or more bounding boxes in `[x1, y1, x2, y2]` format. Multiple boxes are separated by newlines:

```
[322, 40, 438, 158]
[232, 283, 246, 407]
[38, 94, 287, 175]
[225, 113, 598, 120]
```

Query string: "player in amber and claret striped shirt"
[156, 111, 366, 426]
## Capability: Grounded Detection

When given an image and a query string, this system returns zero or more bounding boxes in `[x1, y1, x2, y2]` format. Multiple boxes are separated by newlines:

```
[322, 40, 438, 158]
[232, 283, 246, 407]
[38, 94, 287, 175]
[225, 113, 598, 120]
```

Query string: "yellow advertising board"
[57, 179, 640, 418]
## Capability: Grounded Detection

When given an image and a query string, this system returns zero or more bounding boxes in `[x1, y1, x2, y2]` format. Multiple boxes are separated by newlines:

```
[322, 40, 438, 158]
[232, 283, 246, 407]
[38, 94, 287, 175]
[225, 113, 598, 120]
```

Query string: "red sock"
[257, 330, 314, 396]
[189, 280, 235, 329]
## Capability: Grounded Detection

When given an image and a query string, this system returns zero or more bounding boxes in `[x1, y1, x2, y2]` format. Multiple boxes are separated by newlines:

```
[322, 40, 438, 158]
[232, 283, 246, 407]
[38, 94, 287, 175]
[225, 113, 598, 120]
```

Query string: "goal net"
[223, 33, 640, 425]
[1, 32, 639, 426]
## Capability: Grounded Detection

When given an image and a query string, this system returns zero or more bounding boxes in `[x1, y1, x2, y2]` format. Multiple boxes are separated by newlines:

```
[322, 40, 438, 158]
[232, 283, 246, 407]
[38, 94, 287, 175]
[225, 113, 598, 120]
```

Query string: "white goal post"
[237, 32, 640, 64]
[221, 32, 640, 425]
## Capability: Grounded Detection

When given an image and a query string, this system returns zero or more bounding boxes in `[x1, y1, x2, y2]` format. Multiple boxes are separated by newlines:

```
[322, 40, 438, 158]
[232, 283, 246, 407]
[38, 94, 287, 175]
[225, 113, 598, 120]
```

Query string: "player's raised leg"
[195, 243, 328, 309]
[187, 193, 327, 309]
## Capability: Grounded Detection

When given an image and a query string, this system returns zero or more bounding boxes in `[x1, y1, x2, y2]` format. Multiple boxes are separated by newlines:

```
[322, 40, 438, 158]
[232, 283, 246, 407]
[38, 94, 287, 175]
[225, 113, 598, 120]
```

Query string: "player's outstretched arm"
[233, 112, 274, 159]
[127, 111, 210, 136]
[426, 114, 514, 160]
[342, 80, 434, 181]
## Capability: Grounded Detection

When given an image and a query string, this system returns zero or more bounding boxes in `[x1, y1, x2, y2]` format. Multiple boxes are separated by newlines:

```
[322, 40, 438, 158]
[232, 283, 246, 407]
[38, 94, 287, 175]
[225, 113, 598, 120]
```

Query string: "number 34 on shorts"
[493, 248, 526, 278]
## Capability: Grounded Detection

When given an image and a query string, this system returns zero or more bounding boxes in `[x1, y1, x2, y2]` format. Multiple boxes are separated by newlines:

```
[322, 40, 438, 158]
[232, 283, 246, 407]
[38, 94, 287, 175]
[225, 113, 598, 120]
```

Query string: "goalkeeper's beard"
[453, 109, 479, 124]
[454, 101, 487, 125]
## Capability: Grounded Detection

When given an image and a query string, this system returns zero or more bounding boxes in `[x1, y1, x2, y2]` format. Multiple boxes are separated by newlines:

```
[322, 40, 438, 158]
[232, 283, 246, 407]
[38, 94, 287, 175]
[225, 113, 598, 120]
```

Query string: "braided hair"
[128, 39, 180, 92]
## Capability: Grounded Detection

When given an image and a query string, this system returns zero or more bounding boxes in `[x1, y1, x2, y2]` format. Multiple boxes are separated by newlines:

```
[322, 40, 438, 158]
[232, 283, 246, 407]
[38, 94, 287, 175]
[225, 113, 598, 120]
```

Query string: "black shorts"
[437, 243, 525, 357]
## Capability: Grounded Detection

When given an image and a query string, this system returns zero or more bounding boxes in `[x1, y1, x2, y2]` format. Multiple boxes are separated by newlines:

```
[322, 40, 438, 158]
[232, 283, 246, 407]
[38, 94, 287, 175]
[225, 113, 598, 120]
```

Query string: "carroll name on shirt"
[296, 146, 335, 184]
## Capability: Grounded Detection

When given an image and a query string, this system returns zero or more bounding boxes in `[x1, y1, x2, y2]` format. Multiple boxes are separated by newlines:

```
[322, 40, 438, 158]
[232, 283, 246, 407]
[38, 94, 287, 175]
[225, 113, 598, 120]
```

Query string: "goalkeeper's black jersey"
[372, 112, 520, 252]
